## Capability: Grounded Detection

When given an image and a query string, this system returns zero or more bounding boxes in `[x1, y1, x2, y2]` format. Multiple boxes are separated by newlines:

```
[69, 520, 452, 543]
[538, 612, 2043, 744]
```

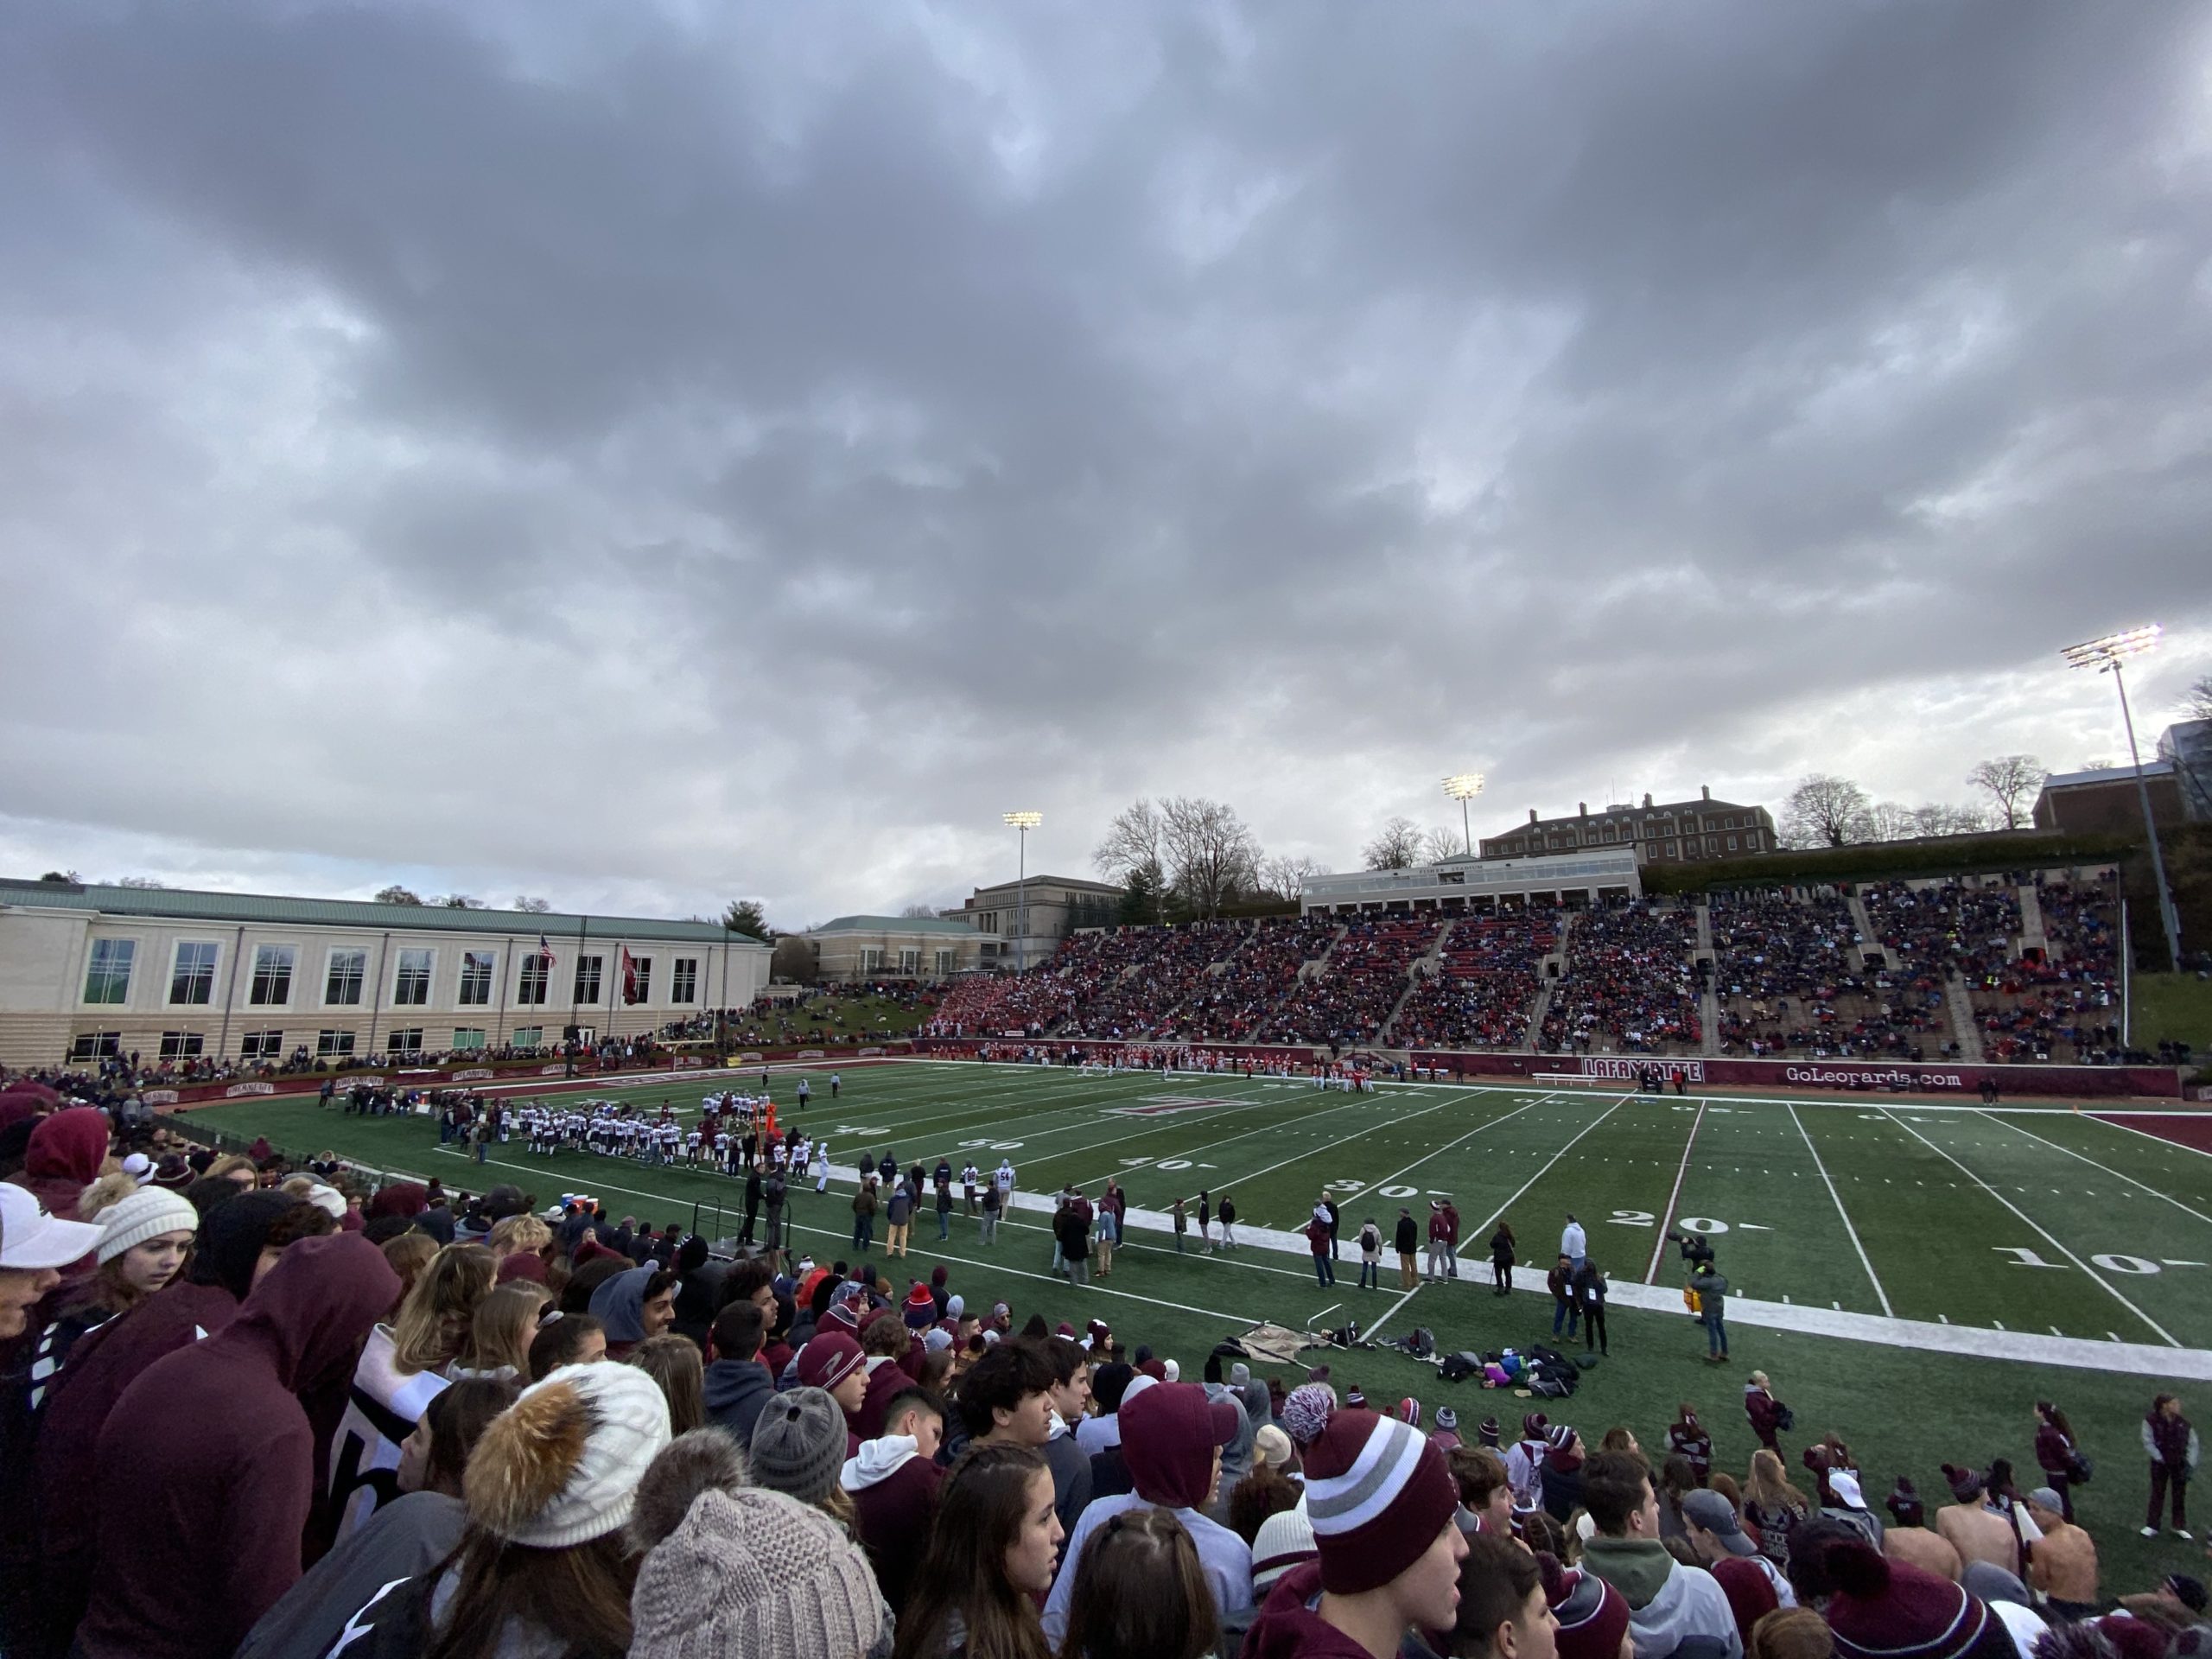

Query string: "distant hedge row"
[1639, 830, 2140, 896]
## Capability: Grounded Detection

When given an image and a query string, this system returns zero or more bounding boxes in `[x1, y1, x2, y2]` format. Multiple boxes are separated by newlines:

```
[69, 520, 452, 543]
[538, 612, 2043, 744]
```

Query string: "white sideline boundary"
[379, 1134, 2212, 1381]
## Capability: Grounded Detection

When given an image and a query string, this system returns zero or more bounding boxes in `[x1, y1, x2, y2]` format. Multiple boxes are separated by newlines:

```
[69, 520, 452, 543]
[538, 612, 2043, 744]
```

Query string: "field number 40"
[1995, 1246, 2196, 1274]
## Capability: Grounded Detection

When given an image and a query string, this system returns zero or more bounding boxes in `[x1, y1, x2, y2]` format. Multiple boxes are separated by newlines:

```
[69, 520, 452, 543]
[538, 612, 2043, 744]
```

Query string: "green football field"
[185, 1058, 2212, 1589]
[193, 1059, 2212, 1345]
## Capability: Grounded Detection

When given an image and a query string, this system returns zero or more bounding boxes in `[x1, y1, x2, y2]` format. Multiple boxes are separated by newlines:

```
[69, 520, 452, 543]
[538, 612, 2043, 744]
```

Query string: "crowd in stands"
[1255, 915, 1444, 1048]
[1394, 912, 1558, 1051]
[1967, 881, 2127, 1065]
[1059, 922, 1250, 1041]
[1541, 903, 1703, 1056]
[1710, 891, 1944, 1062]
[1864, 881, 2020, 992]
[926, 969, 1079, 1039]
[0, 1074, 2196, 1659]
[1183, 917, 1344, 1044]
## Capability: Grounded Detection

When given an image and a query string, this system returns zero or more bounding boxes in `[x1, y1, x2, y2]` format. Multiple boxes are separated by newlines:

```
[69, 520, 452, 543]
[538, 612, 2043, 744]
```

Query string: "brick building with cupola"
[1478, 785, 1777, 865]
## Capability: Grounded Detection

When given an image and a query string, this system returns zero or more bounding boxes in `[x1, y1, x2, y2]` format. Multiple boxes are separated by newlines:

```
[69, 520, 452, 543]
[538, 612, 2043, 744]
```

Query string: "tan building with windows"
[801, 915, 988, 983]
[0, 877, 771, 1069]
[950, 874, 1123, 968]
[1478, 786, 1777, 864]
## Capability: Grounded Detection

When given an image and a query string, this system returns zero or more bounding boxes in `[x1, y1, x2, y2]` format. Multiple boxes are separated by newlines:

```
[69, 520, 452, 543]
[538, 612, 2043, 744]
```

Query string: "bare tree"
[115, 875, 169, 889]
[1421, 826, 1465, 864]
[1160, 796, 1261, 918]
[2189, 672, 2212, 724]
[1863, 801, 1919, 842]
[1093, 799, 1168, 889]
[899, 903, 940, 918]
[373, 885, 423, 906]
[2080, 756, 2118, 772]
[1781, 775, 1872, 849]
[1912, 803, 1988, 837]
[1967, 754, 2044, 830]
[513, 895, 552, 913]
[1362, 817, 1425, 871]
[435, 894, 488, 909]
[1260, 854, 1325, 901]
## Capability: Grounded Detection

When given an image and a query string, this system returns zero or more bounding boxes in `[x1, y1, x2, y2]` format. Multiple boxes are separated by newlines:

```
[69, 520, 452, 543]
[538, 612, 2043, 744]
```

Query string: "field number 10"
[1994, 1247, 2180, 1274]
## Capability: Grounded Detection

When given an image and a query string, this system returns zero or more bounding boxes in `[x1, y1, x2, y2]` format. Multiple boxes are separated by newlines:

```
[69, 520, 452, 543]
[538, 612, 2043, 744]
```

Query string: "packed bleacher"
[1709, 889, 1943, 1060]
[1539, 902, 1702, 1055]
[1391, 911, 1558, 1051]
[0, 1080, 2187, 1659]
[1252, 913, 1443, 1047]
[1058, 920, 1249, 1040]
[1969, 878, 2126, 1064]
[1180, 914, 1341, 1043]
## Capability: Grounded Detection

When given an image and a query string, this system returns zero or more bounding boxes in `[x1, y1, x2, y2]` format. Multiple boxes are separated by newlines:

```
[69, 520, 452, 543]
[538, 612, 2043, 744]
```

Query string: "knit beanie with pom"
[629, 1485, 889, 1659]
[749, 1387, 849, 1507]
[1281, 1382, 1338, 1447]
[1303, 1408, 1458, 1595]
[94, 1186, 200, 1265]
[466, 1360, 672, 1548]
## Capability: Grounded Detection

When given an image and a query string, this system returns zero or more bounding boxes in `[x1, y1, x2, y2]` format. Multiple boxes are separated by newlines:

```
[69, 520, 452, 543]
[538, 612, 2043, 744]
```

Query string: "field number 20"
[1610, 1209, 1732, 1233]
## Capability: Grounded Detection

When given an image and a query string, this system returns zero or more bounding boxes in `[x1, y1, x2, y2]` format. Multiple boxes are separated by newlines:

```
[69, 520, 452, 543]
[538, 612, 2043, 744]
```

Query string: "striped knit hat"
[1302, 1407, 1459, 1594]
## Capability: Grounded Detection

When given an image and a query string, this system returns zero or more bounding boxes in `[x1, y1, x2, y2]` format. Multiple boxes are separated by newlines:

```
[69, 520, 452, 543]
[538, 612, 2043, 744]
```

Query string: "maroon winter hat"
[1821, 1541, 1999, 1659]
[1303, 1408, 1459, 1595]
[1712, 1556, 1779, 1646]
[1544, 1560, 1631, 1659]
[796, 1332, 865, 1392]
[1121, 1381, 1240, 1510]
[1522, 1412, 1548, 1441]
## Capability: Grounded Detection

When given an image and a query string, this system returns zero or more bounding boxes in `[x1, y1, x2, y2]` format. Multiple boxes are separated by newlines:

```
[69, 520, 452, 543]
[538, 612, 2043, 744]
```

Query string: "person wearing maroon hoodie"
[1243, 1404, 1466, 1659]
[841, 1386, 948, 1615]
[34, 1192, 308, 1650]
[75, 1231, 401, 1659]
[4, 1106, 111, 1268]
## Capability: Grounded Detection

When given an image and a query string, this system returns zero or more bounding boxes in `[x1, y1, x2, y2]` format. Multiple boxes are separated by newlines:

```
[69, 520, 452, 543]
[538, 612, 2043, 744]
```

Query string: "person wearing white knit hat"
[336, 1360, 672, 1656]
[22, 1185, 200, 1411]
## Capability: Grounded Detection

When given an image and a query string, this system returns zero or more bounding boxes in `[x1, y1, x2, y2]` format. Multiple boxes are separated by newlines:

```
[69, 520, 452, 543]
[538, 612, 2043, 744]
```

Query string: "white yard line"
[1466, 1095, 1634, 1244]
[1364, 1282, 1424, 1339]
[1977, 1110, 2212, 1229]
[1357, 1094, 1556, 1201]
[1075, 1089, 1473, 1197]
[1788, 1103, 1893, 1316]
[1880, 1108, 2180, 1349]
[1645, 1101, 1707, 1283]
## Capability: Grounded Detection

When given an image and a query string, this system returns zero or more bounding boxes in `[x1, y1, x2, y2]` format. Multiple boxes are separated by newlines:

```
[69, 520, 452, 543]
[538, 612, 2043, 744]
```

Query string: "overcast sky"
[4, 3, 2209, 928]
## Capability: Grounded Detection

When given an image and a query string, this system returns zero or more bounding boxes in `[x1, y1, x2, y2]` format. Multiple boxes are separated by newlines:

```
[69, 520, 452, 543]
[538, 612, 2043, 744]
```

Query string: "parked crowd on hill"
[3, 1074, 2206, 1659]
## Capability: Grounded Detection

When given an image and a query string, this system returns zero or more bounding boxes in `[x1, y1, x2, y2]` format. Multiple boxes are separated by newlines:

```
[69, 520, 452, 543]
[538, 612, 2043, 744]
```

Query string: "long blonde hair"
[452, 1281, 550, 1378]
[391, 1244, 496, 1375]
[1746, 1448, 1807, 1514]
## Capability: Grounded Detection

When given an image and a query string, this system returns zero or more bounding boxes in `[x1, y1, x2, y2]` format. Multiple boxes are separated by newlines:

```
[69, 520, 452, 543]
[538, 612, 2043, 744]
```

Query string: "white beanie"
[466, 1361, 672, 1548]
[95, 1187, 200, 1265]
[302, 1184, 347, 1219]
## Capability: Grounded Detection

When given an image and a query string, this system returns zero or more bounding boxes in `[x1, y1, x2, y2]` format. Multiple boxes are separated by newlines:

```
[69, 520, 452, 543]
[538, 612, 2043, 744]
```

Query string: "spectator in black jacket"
[1395, 1208, 1421, 1290]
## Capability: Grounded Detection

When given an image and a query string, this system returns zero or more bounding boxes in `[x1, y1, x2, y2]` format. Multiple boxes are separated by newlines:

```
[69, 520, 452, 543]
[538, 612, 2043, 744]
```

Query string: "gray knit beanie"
[747, 1386, 848, 1506]
[630, 1486, 891, 1659]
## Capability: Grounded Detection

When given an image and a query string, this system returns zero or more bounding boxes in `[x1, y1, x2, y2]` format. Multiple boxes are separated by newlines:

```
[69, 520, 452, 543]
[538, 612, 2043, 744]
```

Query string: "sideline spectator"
[235, 1376, 516, 1659]
[1578, 1449, 1743, 1659]
[893, 1442, 1062, 1659]
[76, 1233, 401, 1659]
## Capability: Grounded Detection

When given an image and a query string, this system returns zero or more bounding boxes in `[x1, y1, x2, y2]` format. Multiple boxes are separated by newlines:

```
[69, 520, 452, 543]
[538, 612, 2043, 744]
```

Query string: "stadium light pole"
[1003, 811, 1042, 973]
[2063, 626, 2183, 972]
[1443, 774, 1486, 858]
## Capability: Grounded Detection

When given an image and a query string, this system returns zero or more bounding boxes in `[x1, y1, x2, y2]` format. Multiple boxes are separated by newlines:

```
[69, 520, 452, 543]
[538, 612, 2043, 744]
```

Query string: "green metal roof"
[0, 877, 766, 945]
[810, 914, 979, 936]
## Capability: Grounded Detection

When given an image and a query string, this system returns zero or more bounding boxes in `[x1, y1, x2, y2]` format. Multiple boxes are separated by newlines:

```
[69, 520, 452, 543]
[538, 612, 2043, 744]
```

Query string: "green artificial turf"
[188, 1059, 2212, 1590]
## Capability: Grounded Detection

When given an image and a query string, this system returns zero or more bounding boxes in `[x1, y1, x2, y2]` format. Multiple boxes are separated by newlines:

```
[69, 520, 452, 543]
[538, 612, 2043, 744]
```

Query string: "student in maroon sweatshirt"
[35, 1192, 312, 1649]
[76, 1231, 401, 1659]
[842, 1386, 949, 1615]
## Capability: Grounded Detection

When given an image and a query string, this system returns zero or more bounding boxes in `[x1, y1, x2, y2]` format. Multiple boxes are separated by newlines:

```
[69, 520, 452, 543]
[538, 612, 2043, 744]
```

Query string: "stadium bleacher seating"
[1538, 901, 1701, 1054]
[1389, 910, 1556, 1050]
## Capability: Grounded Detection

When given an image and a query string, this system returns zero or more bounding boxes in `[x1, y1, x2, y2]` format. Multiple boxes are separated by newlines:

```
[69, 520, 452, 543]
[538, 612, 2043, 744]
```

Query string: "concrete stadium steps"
[1945, 970, 1986, 1062]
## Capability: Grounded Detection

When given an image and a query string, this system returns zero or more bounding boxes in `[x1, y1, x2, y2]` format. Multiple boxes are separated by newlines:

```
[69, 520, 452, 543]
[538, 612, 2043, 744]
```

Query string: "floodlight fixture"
[2061, 625, 2181, 974]
[1442, 773, 1486, 857]
[2062, 625, 2162, 671]
[1002, 811, 1042, 973]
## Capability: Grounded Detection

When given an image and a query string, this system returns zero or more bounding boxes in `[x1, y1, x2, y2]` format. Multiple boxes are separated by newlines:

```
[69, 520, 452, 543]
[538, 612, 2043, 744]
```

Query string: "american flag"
[537, 934, 555, 967]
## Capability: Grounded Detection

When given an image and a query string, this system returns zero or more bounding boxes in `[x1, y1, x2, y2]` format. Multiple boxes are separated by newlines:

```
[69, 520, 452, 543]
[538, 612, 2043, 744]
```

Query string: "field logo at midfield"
[1106, 1095, 1240, 1117]
[1580, 1058, 1705, 1084]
